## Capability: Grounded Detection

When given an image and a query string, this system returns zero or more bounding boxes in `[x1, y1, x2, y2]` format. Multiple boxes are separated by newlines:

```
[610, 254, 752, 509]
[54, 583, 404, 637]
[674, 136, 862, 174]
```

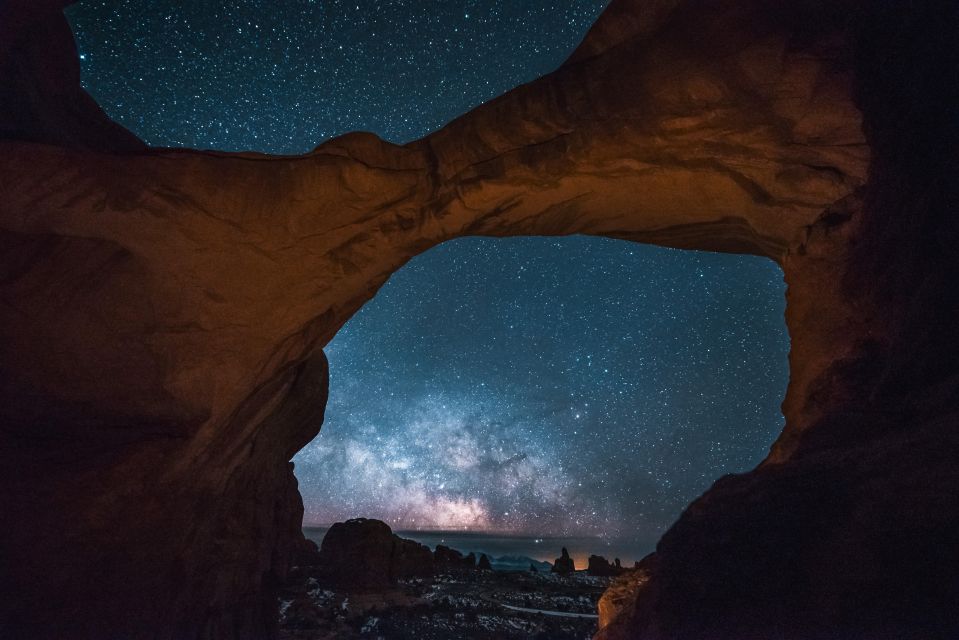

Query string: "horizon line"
[301, 522, 605, 539]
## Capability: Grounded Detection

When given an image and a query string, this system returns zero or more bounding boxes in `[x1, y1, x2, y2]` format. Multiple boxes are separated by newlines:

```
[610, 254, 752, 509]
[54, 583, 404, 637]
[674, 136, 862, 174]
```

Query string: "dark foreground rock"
[316, 518, 433, 591]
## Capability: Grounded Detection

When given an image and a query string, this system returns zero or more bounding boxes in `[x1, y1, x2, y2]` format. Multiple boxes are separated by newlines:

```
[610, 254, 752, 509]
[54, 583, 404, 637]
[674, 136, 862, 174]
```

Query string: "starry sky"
[67, 0, 789, 555]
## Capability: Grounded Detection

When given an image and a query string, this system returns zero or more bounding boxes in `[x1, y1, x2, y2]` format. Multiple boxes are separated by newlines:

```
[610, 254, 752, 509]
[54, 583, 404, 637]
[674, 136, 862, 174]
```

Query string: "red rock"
[598, 554, 657, 631]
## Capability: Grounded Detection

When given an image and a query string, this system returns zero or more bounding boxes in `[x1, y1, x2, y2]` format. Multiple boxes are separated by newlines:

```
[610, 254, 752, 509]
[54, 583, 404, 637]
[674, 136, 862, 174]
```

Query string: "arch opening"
[293, 234, 789, 569]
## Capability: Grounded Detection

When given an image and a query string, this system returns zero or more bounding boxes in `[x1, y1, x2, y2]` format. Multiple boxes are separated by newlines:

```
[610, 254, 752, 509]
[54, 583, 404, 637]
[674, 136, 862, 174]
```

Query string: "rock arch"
[1, 0, 956, 638]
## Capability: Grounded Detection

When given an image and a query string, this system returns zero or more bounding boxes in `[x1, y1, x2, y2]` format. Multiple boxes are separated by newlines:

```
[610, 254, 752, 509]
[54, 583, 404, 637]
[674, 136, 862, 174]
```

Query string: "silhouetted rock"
[529, 564, 538, 573]
[316, 518, 433, 591]
[432, 545, 481, 570]
[434, 544, 465, 565]
[0, 2, 145, 152]
[588, 554, 624, 577]
[317, 518, 394, 590]
[551, 548, 575, 575]
[392, 536, 435, 580]
[477, 553, 492, 571]
[291, 536, 322, 568]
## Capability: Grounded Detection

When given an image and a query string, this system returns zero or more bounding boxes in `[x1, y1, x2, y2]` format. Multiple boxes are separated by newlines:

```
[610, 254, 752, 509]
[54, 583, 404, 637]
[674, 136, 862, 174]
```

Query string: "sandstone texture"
[0, 0, 957, 639]
[597, 555, 657, 631]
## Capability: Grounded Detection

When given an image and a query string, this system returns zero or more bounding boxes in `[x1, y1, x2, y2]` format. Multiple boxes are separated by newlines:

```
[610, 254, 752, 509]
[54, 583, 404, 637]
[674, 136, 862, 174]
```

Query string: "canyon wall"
[0, 0, 956, 638]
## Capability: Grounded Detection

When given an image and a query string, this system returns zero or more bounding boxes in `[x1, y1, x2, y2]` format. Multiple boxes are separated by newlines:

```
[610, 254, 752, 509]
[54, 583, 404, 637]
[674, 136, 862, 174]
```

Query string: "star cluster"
[67, 1, 789, 556]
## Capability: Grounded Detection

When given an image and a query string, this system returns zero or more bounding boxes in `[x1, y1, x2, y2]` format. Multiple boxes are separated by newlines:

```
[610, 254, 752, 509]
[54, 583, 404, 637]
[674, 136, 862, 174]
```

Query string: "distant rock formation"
[485, 555, 552, 572]
[316, 518, 433, 591]
[392, 536, 434, 580]
[434, 544, 481, 569]
[434, 544, 465, 565]
[477, 553, 492, 571]
[588, 554, 625, 577]
[551, 547, 575, 575]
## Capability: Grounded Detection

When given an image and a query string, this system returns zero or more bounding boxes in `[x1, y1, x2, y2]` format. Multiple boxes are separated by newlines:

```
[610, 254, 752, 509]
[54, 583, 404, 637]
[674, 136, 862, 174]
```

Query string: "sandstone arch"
[1, 0, 956, 638]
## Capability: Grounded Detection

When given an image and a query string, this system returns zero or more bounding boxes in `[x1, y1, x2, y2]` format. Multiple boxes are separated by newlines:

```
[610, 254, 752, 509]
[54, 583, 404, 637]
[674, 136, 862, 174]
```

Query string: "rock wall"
[0, 0, 956, 638]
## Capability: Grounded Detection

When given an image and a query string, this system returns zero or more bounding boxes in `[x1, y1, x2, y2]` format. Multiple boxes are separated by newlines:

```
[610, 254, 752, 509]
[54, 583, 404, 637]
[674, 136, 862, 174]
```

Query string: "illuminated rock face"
[0, 1, 956, 639]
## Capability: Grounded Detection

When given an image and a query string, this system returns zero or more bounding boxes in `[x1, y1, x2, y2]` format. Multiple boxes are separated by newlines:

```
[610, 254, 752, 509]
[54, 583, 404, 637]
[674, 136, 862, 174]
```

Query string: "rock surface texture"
[0, 0, 956, 639]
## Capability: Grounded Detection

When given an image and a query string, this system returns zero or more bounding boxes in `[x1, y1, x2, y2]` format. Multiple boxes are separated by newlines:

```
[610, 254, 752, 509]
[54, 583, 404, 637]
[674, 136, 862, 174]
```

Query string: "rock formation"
[587, 555, 624, 577]
[551, 548, 576, 575]
[477, 553, 492, 571]
[315, 518, 433, 591]
[392, 536, 435, 581]
[433, 545, 466, 565]
[0, 0, 957, 638]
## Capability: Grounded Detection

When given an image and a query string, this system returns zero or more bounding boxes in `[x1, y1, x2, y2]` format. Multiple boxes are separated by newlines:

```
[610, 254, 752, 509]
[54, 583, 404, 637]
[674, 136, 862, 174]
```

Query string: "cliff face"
[0, 1, 956, 638]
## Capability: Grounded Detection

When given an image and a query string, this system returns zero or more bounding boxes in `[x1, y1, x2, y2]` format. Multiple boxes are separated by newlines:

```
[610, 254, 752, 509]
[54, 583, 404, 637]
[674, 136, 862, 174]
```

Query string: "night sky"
[67, 1, 789, 555]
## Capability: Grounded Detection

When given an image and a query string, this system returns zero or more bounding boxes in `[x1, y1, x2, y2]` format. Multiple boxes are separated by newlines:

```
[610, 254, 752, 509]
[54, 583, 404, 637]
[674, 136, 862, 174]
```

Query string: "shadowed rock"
[315, 518, 433, 591]
[434, 545, 465, 565]
[551, 548, 575, 575]
[588, 555, 624, 577]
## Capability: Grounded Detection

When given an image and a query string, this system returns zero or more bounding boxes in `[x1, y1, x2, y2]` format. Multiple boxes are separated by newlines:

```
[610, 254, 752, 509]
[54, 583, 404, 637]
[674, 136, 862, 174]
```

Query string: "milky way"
[68, 0, 789, 554]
